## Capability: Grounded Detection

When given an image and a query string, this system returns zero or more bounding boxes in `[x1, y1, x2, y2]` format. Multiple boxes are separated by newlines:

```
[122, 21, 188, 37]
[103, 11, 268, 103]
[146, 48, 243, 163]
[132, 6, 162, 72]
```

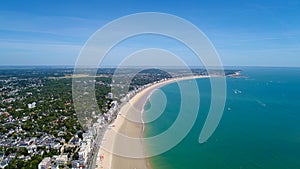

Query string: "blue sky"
[0, 0, 300, 67]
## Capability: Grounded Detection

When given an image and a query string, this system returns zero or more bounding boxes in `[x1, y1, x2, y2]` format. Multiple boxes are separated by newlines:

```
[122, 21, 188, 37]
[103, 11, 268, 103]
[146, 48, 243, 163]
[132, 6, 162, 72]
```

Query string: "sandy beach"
[96, 75, 208, 169]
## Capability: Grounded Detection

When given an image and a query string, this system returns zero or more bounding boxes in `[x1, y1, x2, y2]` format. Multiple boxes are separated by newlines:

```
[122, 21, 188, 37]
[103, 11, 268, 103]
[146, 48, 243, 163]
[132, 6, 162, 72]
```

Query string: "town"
[0, 67, 239, 169]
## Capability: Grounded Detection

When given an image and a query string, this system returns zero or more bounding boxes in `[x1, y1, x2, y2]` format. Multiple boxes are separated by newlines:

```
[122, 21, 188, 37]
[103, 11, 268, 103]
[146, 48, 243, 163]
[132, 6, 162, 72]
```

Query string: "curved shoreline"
[96, 75, 209, 169]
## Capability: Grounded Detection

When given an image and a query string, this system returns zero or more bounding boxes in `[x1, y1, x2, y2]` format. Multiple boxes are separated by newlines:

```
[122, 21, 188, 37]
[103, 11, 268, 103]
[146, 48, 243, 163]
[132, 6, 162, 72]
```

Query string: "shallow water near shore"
[144, 67, 300, 169]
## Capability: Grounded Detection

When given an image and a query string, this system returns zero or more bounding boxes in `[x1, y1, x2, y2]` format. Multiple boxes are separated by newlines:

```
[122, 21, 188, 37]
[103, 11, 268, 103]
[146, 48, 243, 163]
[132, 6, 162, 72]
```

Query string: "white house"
[28, 102, 36, 109]
[38, 157, 51, 169]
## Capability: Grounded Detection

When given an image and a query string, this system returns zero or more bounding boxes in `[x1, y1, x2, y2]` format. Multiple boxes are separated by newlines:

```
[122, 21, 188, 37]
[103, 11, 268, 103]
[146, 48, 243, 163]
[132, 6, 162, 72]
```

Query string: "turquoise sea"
[144, 67, 300, 169]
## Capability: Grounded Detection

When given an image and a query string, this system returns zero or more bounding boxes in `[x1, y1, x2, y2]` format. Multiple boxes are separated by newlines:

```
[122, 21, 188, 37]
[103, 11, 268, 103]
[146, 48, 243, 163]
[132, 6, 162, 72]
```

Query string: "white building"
[111, 101, 118, 110]
[53, 154, 68, 165]
[71, 160, 84, 169]
[27, 102, 36, 109]
[107, 92, 113, 99]
[78, 135, 93, 165]
[38, 157, 51, 169]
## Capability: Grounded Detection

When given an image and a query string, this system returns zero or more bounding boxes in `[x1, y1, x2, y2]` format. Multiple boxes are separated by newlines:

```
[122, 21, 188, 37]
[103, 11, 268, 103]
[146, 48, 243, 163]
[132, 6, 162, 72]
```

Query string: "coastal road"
[88, 125, 108, 169]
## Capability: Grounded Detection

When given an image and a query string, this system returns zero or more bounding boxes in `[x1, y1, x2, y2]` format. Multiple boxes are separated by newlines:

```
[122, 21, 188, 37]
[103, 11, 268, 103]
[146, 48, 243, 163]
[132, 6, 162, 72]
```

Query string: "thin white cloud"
[0, 41, 81, 51]
[0, 11, 105, 38]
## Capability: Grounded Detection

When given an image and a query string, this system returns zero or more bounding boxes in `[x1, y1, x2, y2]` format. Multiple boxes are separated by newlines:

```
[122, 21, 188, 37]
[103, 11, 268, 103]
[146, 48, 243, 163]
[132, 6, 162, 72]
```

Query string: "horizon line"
[0, 65, 299, 69]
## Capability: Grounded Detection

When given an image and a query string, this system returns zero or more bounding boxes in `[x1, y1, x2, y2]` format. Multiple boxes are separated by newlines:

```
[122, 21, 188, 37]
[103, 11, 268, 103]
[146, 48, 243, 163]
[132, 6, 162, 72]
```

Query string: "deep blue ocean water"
[144, 67, 300, 169]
